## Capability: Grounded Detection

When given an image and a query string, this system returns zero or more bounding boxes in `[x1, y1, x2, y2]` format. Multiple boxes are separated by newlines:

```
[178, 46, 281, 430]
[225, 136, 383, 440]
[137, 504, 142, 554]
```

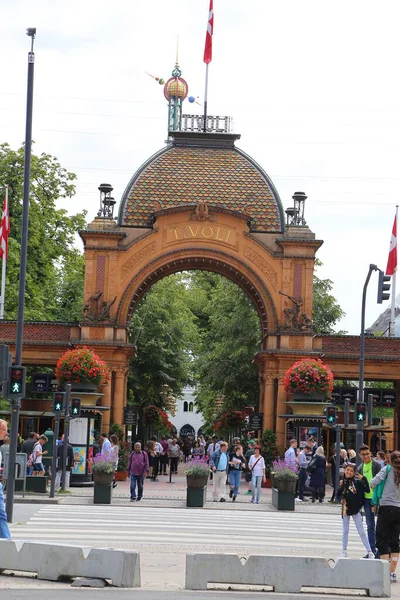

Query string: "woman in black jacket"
[337, 463, 374, 558]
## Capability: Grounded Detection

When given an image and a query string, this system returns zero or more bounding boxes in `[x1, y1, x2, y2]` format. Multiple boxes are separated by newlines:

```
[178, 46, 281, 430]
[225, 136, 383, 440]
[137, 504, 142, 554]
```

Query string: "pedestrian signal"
[377, 270, 391, 304]
[8, 366, 26, 398]
[326, 405, 336, 425]
[70, 397, 81, 418]
[52, 392, 65, 414]
[356, 402, 366, 422]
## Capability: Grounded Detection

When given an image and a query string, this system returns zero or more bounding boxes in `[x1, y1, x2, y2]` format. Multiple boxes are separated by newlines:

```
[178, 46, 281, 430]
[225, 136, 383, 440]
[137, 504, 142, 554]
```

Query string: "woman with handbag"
[370, 450, 400, 583]
[308, 446, 326, 503]
[248, 445, 266, 504]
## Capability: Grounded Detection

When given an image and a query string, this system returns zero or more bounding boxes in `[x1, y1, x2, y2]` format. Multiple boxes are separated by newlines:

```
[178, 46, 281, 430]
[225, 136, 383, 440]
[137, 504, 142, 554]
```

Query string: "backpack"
[27, 442, 40, 468]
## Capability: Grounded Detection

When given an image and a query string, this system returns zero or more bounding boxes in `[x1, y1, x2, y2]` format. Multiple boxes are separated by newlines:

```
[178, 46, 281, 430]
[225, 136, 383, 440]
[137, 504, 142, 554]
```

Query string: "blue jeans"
[0, 483, 11, 539]
[364, 499, 376, 553]
[252, 474, 262, 502]
[229, 469, 241, 497]
[130, 474, 144, 500]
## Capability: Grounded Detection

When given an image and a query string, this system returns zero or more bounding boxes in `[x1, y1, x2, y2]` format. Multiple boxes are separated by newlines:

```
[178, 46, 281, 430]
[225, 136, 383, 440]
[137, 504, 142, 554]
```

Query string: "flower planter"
[115, 471, 127, 482]
[186, 486, 207, 507]
[71, 382, 99, 393]
[186, 474, 209, 489]
[292, 392, 326, 402]
[272, 488, 295, 511]
[92, 471, 114, 486]
[94, 483, 112, 504]
[275, 478, 297, 493]
[262, 477, 272, 488]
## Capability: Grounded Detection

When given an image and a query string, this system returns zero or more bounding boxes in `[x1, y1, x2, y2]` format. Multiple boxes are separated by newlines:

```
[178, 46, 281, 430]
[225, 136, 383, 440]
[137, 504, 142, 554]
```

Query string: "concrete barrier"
[0, 540, 140, 587]
[185, 554, 390, 597]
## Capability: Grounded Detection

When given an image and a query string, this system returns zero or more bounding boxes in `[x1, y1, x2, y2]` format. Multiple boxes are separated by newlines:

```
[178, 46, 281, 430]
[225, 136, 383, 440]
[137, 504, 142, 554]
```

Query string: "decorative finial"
[176, 35, 179, 67]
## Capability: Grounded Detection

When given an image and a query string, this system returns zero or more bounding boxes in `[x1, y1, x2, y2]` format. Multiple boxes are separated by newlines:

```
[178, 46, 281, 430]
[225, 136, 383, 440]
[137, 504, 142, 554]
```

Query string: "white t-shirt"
[32, 442, 42, 464]
[249, 454, 265, 476]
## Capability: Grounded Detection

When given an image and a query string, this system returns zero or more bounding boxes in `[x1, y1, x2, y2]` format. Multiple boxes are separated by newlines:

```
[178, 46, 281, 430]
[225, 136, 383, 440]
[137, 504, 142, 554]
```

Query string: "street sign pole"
[334, 424, 342, 501]
[61, 384, 71, 491]
[5, 28, 36, 524]
[49, 416, 60, 498]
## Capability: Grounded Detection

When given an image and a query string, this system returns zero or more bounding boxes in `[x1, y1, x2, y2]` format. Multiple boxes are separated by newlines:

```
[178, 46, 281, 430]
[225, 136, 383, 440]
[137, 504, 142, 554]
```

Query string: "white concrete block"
[0, 540, 140, 587]
[185, 554, 390, 598]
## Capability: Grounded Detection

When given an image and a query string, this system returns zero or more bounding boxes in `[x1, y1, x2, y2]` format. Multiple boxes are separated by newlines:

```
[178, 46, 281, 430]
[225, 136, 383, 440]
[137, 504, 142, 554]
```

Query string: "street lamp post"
[6, 28, 36, 522]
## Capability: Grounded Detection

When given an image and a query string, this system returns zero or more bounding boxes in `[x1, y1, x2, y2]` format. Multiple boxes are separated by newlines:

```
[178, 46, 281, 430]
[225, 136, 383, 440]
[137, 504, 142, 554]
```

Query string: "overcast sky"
[1, 0, 399, 334]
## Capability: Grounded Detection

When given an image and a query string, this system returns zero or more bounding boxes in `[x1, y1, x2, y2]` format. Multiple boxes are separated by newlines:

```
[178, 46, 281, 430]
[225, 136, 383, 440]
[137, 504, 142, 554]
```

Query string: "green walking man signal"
[326, 405, 336, 425]
[7, 366, 26, 398]
[70, 398, 81, 418]
[52, 392, 65, 415]
[356, 402, 366, 422]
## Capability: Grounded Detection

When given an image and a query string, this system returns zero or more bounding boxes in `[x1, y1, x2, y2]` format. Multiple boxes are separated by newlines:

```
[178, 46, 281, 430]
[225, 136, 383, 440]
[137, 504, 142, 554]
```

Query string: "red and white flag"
[0, 189, 10, 260]
[386, 214, 397, 276]
[203, 0, 214, 65]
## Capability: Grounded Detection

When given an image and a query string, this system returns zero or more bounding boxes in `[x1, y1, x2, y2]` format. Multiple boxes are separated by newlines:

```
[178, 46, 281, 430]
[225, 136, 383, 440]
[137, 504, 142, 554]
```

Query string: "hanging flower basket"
[283, 358, 334, 399]
[55, 347, 110, 388]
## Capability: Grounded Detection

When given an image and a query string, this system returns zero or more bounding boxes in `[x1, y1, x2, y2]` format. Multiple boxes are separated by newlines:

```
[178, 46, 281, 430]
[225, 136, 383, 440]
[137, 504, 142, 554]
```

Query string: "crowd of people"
[285, 436, 400, 581]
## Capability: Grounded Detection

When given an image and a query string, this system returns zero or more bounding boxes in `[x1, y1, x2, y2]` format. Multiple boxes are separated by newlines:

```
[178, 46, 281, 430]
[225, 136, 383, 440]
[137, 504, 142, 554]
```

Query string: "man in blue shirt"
[210, 441, 229, 502]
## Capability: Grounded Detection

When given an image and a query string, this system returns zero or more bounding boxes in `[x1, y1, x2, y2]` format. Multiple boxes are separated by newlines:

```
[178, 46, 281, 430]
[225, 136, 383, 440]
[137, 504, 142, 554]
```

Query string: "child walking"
[337, 463, 374, 558]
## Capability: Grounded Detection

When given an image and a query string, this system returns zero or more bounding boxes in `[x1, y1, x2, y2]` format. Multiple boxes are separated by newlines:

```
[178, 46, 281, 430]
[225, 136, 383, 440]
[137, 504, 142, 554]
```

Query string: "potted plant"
[260, 429, 279, 487]
[185, 456, 210, 507]
[109, 423, 128, 481]
[91, 455, 115, 504]
[283, 358, 334, 401]
[271, 459, 299, 511]
[55, 346, 110, 391]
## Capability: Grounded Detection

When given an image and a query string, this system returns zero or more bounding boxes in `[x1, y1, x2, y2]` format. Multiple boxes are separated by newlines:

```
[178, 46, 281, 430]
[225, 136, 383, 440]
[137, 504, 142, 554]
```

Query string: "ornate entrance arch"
[80, 131, 322, 446]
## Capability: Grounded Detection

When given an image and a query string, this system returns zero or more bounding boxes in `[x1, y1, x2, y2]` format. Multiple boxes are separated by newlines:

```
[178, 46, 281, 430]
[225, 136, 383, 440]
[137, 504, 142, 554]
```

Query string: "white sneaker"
[339, 551, 348, 558]
[295, 498, 303, 502]
[390, 573, 397, 583]
[367, 552, 375, 559]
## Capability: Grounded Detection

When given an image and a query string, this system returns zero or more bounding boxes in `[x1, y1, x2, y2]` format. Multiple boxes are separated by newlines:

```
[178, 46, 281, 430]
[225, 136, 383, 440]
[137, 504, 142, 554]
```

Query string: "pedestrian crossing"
[10, 505, 370, 558]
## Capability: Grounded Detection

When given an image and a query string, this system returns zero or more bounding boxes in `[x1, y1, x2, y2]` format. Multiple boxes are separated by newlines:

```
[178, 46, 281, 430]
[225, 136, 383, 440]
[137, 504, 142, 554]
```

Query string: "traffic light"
[356, 402, 366, 423]
[326, 405, 336, 425]
[52, 392, 65, 415]
[377, 270, 391, 303]
[7, 365, 26, 398]
[70, 397, 81, 418]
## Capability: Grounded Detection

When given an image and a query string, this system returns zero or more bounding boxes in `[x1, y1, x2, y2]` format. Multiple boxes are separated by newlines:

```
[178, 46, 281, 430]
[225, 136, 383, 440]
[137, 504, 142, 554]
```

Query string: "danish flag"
[203, 0, 214, 65]
[0, 189, 10, 260]
[386, 215, 397, 276]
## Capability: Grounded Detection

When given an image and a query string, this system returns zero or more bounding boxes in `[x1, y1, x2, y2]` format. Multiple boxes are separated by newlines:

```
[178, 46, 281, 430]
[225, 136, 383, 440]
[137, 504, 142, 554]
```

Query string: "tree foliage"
[0, 143, 86, 320]
[313, 259, 346, 333]
[128, 274, 199, 409]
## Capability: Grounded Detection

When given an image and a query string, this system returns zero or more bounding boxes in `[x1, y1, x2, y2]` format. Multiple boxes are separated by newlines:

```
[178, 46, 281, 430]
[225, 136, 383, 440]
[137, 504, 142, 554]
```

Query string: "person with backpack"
[127, 442, 149, 502]
[29, 435, 48, 476]
[370, 451, 400, 583]
[337, 462, 374, 559]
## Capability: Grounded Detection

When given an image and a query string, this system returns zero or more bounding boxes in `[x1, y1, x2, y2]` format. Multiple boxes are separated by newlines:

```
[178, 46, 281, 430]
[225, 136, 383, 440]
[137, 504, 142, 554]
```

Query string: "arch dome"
[119, 132, 285, 233]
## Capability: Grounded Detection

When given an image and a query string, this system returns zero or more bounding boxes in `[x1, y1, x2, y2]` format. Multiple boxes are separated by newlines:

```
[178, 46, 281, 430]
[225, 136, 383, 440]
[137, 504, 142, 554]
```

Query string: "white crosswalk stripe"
[10, 506, 370, 557]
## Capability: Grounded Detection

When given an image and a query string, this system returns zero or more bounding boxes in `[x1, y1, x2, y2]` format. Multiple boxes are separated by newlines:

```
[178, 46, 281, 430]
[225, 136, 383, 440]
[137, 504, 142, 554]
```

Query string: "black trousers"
[376, 505, 400, 555]
[170, 457, 179, 473]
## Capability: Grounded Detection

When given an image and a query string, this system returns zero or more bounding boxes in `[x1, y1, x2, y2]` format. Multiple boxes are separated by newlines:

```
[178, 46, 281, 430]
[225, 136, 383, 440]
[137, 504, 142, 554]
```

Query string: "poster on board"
[69, 418, 88, 445]
[72, 446, 86, 475]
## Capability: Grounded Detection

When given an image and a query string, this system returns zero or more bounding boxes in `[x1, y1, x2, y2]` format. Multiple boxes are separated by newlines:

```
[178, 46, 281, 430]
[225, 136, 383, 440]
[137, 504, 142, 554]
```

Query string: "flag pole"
[389, 204, 398, 337]
[0, 185, 8, 320]
[203, 63, 209, 132]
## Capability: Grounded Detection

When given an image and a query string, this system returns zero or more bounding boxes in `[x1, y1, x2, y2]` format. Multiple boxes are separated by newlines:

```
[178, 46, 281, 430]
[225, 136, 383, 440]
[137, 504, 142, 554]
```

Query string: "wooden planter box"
[272, 487, 295, 511]
[115, 471, 127, 482]
[262, 477, 272, 488]
[94, 484, 113, 504]
[187, 486, 207, 507]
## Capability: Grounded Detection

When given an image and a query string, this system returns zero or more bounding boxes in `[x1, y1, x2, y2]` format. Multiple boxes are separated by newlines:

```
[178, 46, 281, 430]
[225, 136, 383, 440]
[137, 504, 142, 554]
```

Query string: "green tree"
[313, 259, 346, 333]
[128, 274, 199, 409]
[188, 272, 261, 423]
[0, 143, 86, 320]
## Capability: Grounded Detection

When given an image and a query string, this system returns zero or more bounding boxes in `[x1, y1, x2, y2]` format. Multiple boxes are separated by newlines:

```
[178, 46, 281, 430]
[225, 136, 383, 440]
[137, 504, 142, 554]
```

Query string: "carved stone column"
[101, 375, 112, 432]
[113, 366, 128, 426]
[262, 374, 276, 431]
[275, 372, 288, 452]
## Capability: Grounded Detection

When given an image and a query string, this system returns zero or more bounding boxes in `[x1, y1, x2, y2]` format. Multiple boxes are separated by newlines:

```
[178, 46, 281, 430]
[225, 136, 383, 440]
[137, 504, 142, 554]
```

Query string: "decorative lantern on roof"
[163, 60, 188, 135]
